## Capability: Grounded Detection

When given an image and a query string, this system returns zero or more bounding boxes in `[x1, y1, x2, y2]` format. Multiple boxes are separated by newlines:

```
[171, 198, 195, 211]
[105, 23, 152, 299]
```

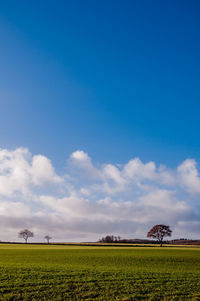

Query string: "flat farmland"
[0, 244, 200, 300]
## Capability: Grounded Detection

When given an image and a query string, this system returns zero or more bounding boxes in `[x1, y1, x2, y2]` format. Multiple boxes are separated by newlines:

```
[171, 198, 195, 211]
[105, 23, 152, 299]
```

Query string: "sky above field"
[0, 1, 200, 242]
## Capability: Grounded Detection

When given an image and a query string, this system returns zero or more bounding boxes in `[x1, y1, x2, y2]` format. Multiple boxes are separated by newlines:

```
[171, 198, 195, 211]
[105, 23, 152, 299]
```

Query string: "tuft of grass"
[0, 244, 199, 300]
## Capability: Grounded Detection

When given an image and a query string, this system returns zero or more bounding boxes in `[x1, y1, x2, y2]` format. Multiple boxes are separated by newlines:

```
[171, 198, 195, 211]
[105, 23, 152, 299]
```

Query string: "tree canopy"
[147, 224, 172, 246]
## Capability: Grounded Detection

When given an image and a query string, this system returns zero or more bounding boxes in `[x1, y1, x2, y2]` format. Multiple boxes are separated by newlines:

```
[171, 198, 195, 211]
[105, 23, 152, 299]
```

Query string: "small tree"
[18, 229, 34, 243]
[44, 235, 52, 244]
[147, 224, 172, 246]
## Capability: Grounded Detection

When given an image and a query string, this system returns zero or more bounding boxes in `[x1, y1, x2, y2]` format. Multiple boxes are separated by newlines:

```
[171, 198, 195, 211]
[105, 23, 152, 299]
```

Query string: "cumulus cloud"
[177, 159, 200, 194]
[0, 147, 200, 242]
[123, 158, 175, 186]
[68, 150, 101, 181]
[31, 154, 62, 186]
[0, 147, 62, 197]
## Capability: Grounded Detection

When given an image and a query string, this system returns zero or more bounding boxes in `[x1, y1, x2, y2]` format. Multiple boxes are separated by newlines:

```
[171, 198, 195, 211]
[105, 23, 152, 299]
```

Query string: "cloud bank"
[0, 147, 200, 242]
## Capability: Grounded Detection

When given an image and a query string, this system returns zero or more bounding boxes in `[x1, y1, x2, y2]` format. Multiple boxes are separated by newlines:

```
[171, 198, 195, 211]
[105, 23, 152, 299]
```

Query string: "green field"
[0, 244, 200, 300]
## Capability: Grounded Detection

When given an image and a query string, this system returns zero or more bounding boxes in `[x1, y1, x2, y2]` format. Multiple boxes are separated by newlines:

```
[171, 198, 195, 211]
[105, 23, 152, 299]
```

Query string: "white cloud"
[40, 192, 90, 217]
[0, 146, 200, 242]
[0, 200, 30, 217]
[0, 147, 62, 197]
[69, 150, 100, 179]
[70, 150, 90, 161]
[80, 188, 91, 196]
[123, 158, 175, 186]
[31, 155, 62, 186]
[178, 159, 200, 194]
[101, 164, 126, 194]
[123, 158, 156, 181]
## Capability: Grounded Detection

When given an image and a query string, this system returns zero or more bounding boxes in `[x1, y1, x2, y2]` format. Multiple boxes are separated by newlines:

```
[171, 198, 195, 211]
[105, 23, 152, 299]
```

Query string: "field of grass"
[0, 244, 200, 300]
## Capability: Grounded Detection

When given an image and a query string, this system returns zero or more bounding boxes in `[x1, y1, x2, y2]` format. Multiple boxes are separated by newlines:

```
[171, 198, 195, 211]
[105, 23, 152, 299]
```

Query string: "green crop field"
[0, 244, 200, 300]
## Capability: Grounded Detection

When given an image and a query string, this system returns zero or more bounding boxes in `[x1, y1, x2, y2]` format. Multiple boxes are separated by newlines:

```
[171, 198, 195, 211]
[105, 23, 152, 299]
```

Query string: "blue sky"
[1, 0, 200, 167]
[0, 1, 200, 241]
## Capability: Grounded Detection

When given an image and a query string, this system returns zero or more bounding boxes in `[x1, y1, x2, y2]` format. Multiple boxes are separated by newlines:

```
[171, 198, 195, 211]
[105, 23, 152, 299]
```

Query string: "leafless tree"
[147, 224, 172, 246]
[18, 229, 34, 243]
[44, 235, 52, 244]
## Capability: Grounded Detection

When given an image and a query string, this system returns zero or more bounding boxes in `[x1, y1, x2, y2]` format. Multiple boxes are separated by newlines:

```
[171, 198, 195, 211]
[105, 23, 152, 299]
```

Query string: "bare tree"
[18, 229, 34, 243]
[44, 235, 52, 244]
[147, 224, 172, 247]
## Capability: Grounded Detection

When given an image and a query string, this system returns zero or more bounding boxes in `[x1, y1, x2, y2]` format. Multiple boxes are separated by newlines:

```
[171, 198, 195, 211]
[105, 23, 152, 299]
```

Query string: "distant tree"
[147, 224, 172, 246]
[44, 235, 52, 244]
[18, 229, 34, 243]
[99, 235, 121, 243]
[117, 236, 121, 242]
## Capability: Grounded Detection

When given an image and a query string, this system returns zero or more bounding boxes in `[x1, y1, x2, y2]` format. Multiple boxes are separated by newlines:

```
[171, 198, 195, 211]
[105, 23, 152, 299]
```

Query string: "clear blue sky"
[0, 0, 200, 169]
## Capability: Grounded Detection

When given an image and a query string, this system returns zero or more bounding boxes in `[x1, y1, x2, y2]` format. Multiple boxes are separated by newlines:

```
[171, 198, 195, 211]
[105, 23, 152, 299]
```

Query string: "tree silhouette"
[44, 235, 52, 244]
[147, 224, 172, 246]
[18, 229, 34, 243]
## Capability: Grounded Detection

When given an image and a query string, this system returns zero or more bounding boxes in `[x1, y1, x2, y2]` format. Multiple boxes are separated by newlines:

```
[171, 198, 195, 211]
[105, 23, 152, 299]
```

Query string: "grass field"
[0, 244, 200, 300]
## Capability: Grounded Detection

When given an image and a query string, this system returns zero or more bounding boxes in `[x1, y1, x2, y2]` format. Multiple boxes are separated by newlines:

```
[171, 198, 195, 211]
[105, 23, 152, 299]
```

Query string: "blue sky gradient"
[1, 0, 200, 168]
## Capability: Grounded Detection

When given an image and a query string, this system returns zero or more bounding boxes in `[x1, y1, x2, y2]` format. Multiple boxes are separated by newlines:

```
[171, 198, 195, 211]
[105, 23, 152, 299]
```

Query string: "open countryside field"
[0, 244, 200, 300]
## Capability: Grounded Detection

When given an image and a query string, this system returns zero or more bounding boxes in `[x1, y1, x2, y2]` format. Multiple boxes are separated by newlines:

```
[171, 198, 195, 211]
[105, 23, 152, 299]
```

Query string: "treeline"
[98, 235, 200, 245]
[99, 236, 161, 244]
